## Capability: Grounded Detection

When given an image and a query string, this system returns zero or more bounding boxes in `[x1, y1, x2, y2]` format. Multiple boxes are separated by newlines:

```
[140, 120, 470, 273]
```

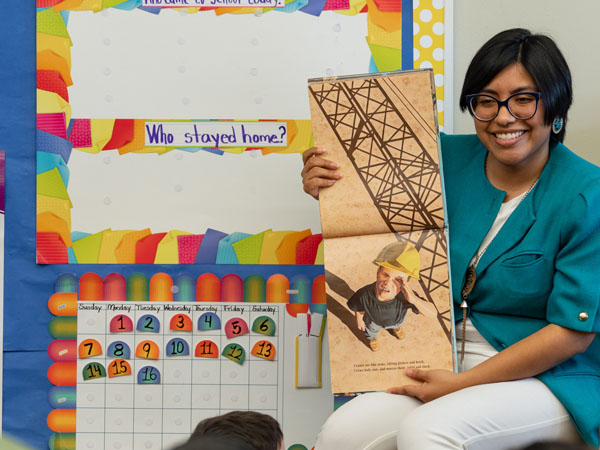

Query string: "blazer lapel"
[476, 191, 537, 275]
[448, 148, 504, 286]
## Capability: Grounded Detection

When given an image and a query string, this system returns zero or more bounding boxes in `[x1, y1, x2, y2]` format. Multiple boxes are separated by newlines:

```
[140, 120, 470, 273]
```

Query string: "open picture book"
[308, 69, 456, 394]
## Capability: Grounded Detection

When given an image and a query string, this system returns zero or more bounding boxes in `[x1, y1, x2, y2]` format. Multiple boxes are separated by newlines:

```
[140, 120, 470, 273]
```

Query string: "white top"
[469, 191, 527, 269]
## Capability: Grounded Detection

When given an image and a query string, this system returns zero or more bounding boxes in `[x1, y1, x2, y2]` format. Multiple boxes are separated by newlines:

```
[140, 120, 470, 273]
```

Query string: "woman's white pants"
[314, 321, 583, 450]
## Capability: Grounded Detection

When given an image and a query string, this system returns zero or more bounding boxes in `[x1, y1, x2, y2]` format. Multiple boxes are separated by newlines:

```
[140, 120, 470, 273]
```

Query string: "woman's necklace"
[459, 158, 541, 364]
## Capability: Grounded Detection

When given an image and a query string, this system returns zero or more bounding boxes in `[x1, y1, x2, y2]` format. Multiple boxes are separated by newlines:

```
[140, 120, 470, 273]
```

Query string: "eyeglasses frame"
[465, 92, 543, 122]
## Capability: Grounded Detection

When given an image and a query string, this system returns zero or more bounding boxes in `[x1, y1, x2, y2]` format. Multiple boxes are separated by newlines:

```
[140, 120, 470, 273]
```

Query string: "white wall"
[451, 1, 600, 165]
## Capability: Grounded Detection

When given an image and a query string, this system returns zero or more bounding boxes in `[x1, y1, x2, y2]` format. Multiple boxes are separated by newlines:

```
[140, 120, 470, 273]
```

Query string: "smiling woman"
[459, 29, 573, 201]
[303, 28, 600, 450]
[468, 62, 552, 200]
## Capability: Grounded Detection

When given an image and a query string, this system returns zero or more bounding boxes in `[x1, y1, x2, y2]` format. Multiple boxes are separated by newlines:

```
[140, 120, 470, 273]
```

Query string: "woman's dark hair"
[459, 28, 572, 143]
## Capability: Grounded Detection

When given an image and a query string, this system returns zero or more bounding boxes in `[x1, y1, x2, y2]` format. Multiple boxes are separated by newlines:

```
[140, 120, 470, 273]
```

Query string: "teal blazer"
[441, 134, 600, 447]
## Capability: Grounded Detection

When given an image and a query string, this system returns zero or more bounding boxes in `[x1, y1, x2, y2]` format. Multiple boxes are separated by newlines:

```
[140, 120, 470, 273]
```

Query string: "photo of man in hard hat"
[347, 241, 437, 352]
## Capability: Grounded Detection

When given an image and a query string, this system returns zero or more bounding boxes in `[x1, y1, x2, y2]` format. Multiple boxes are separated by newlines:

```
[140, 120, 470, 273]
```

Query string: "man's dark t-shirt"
[347, 282, 418, 328]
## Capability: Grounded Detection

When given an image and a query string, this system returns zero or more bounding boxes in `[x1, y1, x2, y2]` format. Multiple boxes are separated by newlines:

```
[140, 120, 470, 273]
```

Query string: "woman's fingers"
[405, 368, 428, 381]
[302, 146, 325, 164]
[301, 156, 339, 177]
[303, 165, 341, 181]
[301, 147, 341, 199]
[303, 172, 340, 198]
[386, 384, 420, 397]
[301, 151, 341, 199]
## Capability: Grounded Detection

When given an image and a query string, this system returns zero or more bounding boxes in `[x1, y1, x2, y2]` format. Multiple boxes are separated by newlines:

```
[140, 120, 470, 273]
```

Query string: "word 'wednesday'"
[142, 0, 284, 6]
[145, 121, 288, 148]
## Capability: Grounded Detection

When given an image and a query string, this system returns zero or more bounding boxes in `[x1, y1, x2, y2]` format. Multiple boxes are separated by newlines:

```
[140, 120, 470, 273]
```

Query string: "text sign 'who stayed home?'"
[145, 121, 288, 147]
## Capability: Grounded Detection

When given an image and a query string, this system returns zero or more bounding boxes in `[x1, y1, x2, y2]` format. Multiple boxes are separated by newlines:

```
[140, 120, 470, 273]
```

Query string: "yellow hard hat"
[373, 241, 420, 280]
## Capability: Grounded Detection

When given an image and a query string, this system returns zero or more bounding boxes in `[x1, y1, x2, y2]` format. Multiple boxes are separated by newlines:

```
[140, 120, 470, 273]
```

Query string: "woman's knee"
[396, 404, 461, 450]
[316, 393, 420, 450]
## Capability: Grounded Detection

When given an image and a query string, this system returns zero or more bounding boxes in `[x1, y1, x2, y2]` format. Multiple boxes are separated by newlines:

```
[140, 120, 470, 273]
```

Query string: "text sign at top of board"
[142, 0, 286, 7]
[144, 121, 288, 147]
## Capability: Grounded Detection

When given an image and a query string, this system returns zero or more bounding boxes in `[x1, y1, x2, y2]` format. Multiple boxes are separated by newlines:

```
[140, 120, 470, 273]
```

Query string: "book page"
[309, 70, 444, 239]
[324, 231, 452, 394]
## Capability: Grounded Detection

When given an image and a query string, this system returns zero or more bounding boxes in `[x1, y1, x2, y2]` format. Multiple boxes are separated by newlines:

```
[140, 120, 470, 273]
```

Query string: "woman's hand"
[301, 147, 341, 199]
[387, 324, 595, 404]
[386, 369, 466, 403]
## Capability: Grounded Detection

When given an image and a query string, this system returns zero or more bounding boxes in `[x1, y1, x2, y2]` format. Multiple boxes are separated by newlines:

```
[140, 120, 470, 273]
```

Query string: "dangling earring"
[552, 117, 564, 134]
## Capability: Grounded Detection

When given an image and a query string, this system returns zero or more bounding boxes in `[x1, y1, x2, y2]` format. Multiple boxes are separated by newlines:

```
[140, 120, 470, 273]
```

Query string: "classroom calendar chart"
[75, 302, 284, 450]
[47, 271, 331, 450]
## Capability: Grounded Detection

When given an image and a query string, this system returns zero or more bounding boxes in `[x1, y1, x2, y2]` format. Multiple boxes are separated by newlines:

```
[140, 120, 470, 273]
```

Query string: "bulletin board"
[46, 271, 329, 449]
[0, 0, 453, 449]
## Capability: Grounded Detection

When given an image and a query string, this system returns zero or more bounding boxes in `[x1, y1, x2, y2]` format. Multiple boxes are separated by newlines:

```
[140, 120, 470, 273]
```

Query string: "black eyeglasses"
[466, 92, 542, 121]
